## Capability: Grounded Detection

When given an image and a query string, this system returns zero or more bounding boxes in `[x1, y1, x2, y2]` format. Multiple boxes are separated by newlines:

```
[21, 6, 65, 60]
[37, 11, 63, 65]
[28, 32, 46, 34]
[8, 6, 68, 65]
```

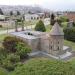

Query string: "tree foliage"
[10, 11, 13, 16]
[50, 13, 55, 25]
[17, 11, 20, 15]
[0, 8, 4, 15]
[35, 20, 46, 32]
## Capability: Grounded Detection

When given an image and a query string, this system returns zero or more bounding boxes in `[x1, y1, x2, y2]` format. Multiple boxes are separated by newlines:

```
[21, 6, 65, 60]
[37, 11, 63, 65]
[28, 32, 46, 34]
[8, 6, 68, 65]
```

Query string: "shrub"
[7, 54, 20, 63]
[63, 27, 75, 42]
[2, 59, 15, 71]
[16, 42, 31, 59]
[3, 36, 24, 52]
[1, 54, 20, 71]
[35, 20, 46, 32]
[0, 47, 7, 64]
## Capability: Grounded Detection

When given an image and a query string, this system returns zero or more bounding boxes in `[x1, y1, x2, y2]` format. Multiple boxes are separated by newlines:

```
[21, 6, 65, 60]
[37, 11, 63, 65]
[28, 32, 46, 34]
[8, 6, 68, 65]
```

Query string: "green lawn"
[24, 20, 38, 26]
[0, 68, 8, 75]
[61, 22, 68, 28]
[64, 40, 75, 50]
[0, 34, 8, 47]
[9, 58, 75, 75]
[46, 25, 52, 32]
[0, 34, 8, 41]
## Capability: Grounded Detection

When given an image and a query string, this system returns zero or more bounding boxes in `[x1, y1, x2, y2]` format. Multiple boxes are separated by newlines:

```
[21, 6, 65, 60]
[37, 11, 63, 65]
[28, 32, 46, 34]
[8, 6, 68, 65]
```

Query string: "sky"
[0, 0, 75, 11]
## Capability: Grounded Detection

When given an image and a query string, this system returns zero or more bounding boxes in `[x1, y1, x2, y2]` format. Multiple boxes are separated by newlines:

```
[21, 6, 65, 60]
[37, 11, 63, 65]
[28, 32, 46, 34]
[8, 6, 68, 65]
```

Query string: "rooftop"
[50, 22, 64, 36]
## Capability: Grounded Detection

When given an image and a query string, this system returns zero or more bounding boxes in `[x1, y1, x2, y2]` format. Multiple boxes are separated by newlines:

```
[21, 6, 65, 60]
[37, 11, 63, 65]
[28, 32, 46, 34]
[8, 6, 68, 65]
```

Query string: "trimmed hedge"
[63, 27, 75, 42]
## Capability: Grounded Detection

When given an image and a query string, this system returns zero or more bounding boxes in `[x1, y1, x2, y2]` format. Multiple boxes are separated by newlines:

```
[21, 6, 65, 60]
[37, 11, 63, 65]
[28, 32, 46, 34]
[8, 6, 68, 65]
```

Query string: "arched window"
[58, 46, 59, 50]
[51, 46, 52, 50]
[58, 41, 59, 44]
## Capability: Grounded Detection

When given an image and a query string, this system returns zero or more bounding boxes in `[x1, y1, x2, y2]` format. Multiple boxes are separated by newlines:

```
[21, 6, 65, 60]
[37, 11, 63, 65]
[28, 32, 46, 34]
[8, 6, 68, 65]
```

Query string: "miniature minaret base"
[49, 22, 64, 56]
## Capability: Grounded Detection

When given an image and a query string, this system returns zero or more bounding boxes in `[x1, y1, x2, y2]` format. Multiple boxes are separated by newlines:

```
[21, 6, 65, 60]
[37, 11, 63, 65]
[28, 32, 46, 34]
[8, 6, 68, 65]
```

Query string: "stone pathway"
[29, 51, 75, 61]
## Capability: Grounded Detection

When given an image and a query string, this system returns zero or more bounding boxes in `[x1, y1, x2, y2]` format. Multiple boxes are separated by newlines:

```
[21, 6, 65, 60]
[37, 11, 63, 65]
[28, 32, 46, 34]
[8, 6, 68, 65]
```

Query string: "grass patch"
[46, 25, 52, 32]
[0, 34, 8, 47]
[61, 22, 68, 28]
[0, 34, 8, 41]
[10, 58, 75, 75]
[64, 40, 75, 50]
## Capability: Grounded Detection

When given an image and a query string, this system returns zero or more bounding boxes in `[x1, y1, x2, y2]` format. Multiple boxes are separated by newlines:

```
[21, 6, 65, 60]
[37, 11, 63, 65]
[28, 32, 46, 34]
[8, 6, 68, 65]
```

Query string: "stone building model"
[10, 22, 72, 59]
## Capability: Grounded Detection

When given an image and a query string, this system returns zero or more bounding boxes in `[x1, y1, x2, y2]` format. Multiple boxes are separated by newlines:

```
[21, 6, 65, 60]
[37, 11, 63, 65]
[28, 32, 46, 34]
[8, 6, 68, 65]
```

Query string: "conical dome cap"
[50, 22, 64, 35]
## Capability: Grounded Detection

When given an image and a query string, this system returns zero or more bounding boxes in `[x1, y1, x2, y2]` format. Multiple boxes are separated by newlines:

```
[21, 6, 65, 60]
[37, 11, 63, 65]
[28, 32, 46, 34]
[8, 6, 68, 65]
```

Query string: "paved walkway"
[0, 25, 35, 35]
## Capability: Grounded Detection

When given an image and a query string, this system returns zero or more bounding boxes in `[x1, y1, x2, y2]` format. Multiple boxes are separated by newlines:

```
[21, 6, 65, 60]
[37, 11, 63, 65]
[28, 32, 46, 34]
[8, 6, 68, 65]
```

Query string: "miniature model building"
[10, 22, 72, 59]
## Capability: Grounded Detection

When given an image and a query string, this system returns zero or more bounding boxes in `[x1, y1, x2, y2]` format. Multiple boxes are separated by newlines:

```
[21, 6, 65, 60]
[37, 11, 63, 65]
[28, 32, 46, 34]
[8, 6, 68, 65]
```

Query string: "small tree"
[50, 13, 55, 25]
[15, 20, 18, 32]
[35, 20, 46, 32]
[7, 54, 20, 63]
[21, 16, 25, 31]
[10, 11, 13, 16]
[0, 8, 4, 15]
[17, 11, 20, 15]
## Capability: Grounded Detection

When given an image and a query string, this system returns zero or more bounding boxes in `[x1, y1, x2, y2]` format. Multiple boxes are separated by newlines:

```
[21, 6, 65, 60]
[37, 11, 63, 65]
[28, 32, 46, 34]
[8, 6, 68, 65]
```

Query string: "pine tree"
[10, 11, 13, 16]
[50, 13, 55, 25]
[35, 20, 46, 32]
[17, 11, 20, 15]
[0, 8, 4, 15]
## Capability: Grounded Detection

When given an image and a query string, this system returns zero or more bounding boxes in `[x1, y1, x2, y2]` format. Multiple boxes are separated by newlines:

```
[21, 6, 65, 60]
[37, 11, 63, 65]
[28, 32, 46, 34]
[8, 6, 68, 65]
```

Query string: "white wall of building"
[25, 14, 39, 21]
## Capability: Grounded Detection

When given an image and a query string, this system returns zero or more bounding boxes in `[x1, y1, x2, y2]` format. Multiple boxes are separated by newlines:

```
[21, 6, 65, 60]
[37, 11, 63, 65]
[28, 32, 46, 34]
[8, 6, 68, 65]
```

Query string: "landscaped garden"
[0, 18, 75, 75]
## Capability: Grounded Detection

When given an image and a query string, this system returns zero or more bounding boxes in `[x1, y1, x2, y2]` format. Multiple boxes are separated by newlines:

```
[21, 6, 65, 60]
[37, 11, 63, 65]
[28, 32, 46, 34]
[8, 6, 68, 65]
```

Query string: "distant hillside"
[0, 5, 45, 15]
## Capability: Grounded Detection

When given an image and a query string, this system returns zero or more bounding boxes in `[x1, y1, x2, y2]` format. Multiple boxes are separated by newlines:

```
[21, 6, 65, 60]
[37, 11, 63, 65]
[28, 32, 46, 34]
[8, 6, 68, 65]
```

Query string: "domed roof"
[50, 22, 64, 35]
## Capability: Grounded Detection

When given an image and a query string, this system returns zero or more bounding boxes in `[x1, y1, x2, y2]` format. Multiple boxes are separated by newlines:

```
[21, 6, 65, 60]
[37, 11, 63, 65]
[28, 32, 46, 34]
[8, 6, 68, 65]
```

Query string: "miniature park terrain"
[0, 12, 75, 75]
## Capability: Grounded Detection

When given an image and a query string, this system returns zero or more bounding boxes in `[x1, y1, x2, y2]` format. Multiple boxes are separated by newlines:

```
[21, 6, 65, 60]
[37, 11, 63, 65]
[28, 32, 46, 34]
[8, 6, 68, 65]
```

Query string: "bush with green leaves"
[7, 54, 20, 63]
[35, 20, 46, 32]
[1, 53, 21, 71]
[0, 47, 7, 64]
[64, 27, 75, 42]
[16, 42, 31, 59]
[3, 36, 24, 52]
[2, 59, 15, 71]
